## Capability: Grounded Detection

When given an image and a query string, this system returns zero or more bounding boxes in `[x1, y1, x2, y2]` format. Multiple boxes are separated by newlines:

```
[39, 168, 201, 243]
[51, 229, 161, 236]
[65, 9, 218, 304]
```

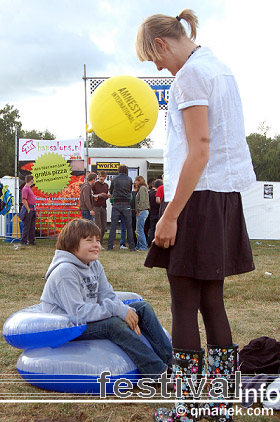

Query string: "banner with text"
[19, 138, 85, 236]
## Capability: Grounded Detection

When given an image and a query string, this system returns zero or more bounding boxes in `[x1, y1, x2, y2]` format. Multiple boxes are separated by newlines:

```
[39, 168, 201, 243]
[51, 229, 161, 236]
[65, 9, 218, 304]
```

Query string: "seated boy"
[41, 218, 172, 379]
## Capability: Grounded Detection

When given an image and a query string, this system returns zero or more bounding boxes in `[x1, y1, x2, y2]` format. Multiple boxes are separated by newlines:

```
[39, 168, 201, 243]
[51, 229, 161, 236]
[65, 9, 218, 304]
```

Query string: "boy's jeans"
[75, 301, 172, 379]
[108, 204, 135, 250]
[81, 210, 95, 222]
[120, 214, 127, 246]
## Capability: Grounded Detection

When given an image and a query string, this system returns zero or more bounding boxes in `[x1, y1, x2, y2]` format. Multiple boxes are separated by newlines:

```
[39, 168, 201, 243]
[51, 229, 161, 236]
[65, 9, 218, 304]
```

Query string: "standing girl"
[136, 9, 256, 422]
[134, 175, 150, 251]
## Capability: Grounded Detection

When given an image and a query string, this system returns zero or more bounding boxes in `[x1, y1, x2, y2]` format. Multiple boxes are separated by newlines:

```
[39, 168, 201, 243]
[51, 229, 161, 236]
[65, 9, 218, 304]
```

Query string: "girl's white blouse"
[163, 47, 256, 202]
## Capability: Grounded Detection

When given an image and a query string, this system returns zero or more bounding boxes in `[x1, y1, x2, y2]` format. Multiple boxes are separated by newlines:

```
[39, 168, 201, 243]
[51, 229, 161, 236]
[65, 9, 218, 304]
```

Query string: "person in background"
[144, 178, 155, 243]
[134, 176, 150, 251]
[79, 173, 97, 222]
[130, 183, 138, 246]
[93, 170, 110, 246]
[21, 175, 36, 246]
[155, 184, 164, 204]
[120, 185, 138, 249]
[147, 178, 155, 190]
[147, 179, 163, 247]
[136, 8, 256, 422]
[119, 215, 127, 249]
[155, 177, 165, 218]
[155, 176, 164, 205]
[107, 165, 135, 251]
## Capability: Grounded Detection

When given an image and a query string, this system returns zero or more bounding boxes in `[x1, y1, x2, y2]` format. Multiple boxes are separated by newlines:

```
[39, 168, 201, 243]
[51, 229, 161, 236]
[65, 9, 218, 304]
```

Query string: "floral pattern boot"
[205, 344, 239, 421]
[154, 348, 205, 422]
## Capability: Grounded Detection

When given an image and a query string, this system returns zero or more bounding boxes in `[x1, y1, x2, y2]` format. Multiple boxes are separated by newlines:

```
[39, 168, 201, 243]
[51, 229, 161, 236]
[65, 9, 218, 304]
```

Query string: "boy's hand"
[133, 324, 141, 336]
[125, 308, 139, 332]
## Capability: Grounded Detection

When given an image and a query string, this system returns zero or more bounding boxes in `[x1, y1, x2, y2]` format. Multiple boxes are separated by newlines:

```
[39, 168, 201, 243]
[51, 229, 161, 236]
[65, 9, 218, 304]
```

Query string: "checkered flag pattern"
[89, 78, 108, 94]
[89, 77, 174, 110]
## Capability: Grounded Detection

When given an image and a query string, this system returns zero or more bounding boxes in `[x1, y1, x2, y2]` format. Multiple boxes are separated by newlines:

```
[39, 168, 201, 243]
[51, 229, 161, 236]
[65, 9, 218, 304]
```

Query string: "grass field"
[0, 236, 279, 421]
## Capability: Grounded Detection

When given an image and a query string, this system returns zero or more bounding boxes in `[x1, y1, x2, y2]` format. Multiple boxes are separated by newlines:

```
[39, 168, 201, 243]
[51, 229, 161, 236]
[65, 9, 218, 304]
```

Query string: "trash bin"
[5, 213, 23, 243]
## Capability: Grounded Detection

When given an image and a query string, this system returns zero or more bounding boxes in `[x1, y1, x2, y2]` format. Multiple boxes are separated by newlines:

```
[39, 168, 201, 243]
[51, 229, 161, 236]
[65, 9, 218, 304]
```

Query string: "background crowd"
[78, 165, 163, 252]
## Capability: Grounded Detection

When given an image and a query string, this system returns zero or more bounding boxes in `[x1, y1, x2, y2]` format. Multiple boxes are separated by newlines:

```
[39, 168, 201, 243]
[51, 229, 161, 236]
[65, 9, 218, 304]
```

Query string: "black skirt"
[144, 190, 254, 280]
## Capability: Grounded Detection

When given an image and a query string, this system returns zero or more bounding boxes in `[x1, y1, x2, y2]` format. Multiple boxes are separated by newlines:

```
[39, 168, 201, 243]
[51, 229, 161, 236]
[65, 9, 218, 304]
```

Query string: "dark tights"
[168, 273, 233, 351]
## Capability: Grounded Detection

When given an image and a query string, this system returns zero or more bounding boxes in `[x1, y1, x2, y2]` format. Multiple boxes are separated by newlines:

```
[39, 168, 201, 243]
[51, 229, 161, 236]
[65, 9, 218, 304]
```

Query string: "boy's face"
[74, 236, 101, 265]
[98, 174, 106, 184]
[88, 178, 96, 186]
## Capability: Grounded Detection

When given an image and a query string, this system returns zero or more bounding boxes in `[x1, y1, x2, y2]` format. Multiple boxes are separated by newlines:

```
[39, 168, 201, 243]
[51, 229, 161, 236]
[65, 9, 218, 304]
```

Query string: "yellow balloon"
[89, 75, 159, 146]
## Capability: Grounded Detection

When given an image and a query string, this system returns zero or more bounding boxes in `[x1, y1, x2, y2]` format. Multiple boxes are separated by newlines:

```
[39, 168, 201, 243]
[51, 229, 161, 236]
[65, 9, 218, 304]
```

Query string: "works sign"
[91, 162, 120, 180]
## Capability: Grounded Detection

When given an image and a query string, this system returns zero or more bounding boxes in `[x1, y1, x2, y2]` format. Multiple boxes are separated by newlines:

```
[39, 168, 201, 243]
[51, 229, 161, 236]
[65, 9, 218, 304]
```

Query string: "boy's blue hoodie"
[41, 250, 130, 323]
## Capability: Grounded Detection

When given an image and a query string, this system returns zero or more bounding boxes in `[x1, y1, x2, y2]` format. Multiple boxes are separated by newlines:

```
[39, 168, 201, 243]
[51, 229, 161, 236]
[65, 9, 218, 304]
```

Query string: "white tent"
[241, 182, 280, 240]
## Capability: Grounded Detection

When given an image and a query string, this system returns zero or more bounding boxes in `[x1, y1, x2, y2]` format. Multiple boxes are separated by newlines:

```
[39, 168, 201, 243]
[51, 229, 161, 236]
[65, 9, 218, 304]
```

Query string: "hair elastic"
[176, 16, 181, 21]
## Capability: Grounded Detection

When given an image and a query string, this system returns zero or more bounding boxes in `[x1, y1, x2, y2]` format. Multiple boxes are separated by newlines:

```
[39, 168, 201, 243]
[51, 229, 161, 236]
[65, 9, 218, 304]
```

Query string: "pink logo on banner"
[22, 140, 36, 155]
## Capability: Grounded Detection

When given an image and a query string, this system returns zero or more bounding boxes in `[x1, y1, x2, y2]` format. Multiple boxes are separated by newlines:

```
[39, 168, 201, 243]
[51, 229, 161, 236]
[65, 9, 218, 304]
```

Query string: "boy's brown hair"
[98, 170, 107, 177]
[56, 218, 101, 253]
[118, 165, 128, 175]
[87, 173, 97, 182]
[25, 175, 34, 183]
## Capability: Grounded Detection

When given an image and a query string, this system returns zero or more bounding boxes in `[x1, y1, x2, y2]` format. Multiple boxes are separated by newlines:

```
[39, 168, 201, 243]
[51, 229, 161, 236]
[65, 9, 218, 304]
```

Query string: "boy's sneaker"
[120, 245, 128, 250]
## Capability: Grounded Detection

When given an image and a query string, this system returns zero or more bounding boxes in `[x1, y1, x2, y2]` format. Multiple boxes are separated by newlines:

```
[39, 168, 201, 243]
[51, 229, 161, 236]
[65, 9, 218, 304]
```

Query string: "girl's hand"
[154, 213, 177, 248]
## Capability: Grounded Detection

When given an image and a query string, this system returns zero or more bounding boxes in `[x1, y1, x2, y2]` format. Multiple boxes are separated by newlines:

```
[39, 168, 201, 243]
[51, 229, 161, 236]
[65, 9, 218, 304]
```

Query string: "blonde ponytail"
[136, 9, 199, 62]
[176, 9, 198, 41]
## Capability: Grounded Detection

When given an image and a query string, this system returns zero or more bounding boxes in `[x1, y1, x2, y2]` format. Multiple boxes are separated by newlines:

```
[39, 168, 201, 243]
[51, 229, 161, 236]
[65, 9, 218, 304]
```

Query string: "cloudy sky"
[1, 0, 279, 147]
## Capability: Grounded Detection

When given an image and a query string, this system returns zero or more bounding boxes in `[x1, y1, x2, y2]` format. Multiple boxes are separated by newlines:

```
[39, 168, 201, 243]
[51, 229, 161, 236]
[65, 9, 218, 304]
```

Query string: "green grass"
[0, 237, 279, 421]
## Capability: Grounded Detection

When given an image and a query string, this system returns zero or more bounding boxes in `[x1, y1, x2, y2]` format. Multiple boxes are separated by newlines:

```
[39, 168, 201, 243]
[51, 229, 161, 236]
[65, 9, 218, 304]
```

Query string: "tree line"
[1, 104, 279, 181]
[0, 104, 55, 178]
[246, 131, 280, 182]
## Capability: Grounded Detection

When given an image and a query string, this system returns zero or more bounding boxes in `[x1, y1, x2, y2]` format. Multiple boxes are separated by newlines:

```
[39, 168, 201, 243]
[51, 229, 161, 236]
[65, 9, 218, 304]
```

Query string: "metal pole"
[14, 127, 18, 238]
[83, 64, 89, 180]
[14, 127, 17, 203]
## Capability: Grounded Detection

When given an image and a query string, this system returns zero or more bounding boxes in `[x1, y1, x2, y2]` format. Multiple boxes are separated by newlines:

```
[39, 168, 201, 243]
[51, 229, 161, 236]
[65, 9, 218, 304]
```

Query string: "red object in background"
[20, 162, 34, 171]
[32, 175, 84, 210]
[19, 159, 85, 237]
[32, 174, 85, 237]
